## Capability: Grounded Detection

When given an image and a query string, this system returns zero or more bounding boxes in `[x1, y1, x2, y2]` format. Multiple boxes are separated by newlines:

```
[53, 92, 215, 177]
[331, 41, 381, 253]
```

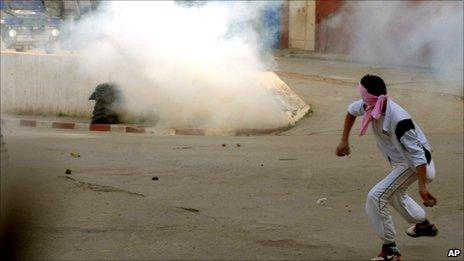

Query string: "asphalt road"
[1, 57, 463, 260]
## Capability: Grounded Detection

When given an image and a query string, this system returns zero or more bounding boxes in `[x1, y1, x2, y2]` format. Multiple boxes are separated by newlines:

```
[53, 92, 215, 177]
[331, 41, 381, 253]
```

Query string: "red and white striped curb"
[1, 118, 284, 136]
[0, 118, 172, 135]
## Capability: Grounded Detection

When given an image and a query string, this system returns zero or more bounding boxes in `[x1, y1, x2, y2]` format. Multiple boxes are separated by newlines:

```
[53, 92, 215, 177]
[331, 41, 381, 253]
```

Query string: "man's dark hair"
[360, 75, 387, 96]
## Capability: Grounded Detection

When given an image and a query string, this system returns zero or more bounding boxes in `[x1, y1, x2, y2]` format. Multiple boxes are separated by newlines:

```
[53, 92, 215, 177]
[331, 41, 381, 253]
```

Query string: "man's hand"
[419, 186, 437, 207]
[336, 141, 350, 156]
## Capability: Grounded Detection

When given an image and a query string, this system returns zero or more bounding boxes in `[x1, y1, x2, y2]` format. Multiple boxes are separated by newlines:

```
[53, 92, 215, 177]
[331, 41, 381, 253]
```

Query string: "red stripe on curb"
[20, 119, 36, 127]
[52, 122, 75, 130]
[89, 124, 111, 132]
[175, 129, 205, 136]
[125, 126, 145, 133]
[235, 128, 279, 136]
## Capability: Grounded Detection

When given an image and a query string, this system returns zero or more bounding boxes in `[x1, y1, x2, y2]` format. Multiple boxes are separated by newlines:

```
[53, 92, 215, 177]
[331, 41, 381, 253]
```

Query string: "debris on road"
[260, 163, 264, 167]
[316, 198, 327, 206]
[176, 207, 200, 213]
[279, 158, 297, 161]
[152, 176, 159, 181]
[222, 143, 226, 147]
[236, 143, 241, 147]
[65, 169, 72, 174]
[70, 152, 80, 158]
[173, 146, 192, 150]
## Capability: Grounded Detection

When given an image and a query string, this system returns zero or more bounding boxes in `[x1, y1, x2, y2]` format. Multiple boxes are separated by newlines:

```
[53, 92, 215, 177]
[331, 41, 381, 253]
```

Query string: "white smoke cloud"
[321, 1, 463, 93]
[68, 1, 286, 131]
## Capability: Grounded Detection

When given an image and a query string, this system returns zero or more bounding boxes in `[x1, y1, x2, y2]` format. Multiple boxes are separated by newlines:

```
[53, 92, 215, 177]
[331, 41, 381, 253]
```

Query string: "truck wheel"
[45, 42, 59, 54]
[14, 46, 25, 52]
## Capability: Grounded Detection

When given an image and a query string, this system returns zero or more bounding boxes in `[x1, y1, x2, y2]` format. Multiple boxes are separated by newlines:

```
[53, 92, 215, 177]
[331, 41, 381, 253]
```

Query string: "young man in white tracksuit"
[336, 75, 438, 261]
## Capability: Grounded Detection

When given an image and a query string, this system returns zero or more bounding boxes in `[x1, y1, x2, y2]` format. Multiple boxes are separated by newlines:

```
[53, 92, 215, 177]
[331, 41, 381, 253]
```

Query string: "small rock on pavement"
[316, 197, 327, 206]
[70, 152, 80, 158]
[222, 143, 226, 147]
[152, 176, 159, 180]
[65, 169, 72, 174]
[236, 143, 241, 147]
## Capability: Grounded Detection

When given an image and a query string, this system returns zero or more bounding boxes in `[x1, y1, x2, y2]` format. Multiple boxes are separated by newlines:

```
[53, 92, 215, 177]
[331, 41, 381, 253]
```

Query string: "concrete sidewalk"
[275, 49, 432, 71]
[274, 54, 462, 97]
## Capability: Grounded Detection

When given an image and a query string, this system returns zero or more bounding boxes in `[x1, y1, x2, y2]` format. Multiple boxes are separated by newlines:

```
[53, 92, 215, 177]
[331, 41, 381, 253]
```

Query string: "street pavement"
[1, 57, 462, 260]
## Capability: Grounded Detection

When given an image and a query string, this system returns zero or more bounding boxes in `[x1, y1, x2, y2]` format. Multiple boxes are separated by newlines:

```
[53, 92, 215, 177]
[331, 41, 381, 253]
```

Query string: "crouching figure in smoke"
[89, 83, 123, 124]
[335, 75, 438, 261]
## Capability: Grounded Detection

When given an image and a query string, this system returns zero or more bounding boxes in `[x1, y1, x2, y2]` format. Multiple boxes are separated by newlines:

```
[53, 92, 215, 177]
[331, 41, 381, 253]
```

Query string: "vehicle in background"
[62, 0, 95, 21]
[0, 0, 62, 53]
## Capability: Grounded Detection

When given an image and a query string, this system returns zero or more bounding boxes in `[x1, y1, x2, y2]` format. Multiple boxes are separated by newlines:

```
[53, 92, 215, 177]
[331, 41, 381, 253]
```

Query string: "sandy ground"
[1, 56, 463, 260]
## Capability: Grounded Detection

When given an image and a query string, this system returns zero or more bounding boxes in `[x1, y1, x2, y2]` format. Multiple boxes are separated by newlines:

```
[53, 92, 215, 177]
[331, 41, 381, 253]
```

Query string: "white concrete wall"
[0, 52, 309, 129]
[289, 0, 315, 51]
[0, 52, 98, 117]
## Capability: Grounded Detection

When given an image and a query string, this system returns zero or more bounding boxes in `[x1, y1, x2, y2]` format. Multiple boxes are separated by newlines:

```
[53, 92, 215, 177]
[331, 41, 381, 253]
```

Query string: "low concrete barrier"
[1, 51, 97, 117]
[1, 51, 310, 134]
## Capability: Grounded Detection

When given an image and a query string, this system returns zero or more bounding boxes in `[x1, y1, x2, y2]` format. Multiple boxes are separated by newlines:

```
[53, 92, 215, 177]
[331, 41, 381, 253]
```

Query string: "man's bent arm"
[417, 164, 427, 191]
[336, 113, 356, 156]
[341, 113, 356, 142]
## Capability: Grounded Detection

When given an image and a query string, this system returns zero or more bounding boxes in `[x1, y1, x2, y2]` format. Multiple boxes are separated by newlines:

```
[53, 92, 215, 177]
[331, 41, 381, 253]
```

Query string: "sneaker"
[406, 222, 438, 238]
[371, 243, 401, 261]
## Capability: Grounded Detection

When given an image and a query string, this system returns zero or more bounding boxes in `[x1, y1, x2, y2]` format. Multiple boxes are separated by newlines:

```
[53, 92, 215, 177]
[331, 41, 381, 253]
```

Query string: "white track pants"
[365, 161, 435, 243]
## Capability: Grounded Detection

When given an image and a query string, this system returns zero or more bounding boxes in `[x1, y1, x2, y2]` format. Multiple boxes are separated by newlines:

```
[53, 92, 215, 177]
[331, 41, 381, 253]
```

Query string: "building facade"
[280, 0, 344, 51]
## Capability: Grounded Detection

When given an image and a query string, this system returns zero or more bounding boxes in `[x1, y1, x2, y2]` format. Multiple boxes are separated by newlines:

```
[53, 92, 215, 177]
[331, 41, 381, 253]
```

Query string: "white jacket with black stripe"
[348, 99, 432, 170]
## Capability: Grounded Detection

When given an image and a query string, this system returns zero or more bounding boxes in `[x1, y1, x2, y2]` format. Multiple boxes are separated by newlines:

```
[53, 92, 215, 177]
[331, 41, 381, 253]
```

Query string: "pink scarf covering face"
[358, 83, 387, 136]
